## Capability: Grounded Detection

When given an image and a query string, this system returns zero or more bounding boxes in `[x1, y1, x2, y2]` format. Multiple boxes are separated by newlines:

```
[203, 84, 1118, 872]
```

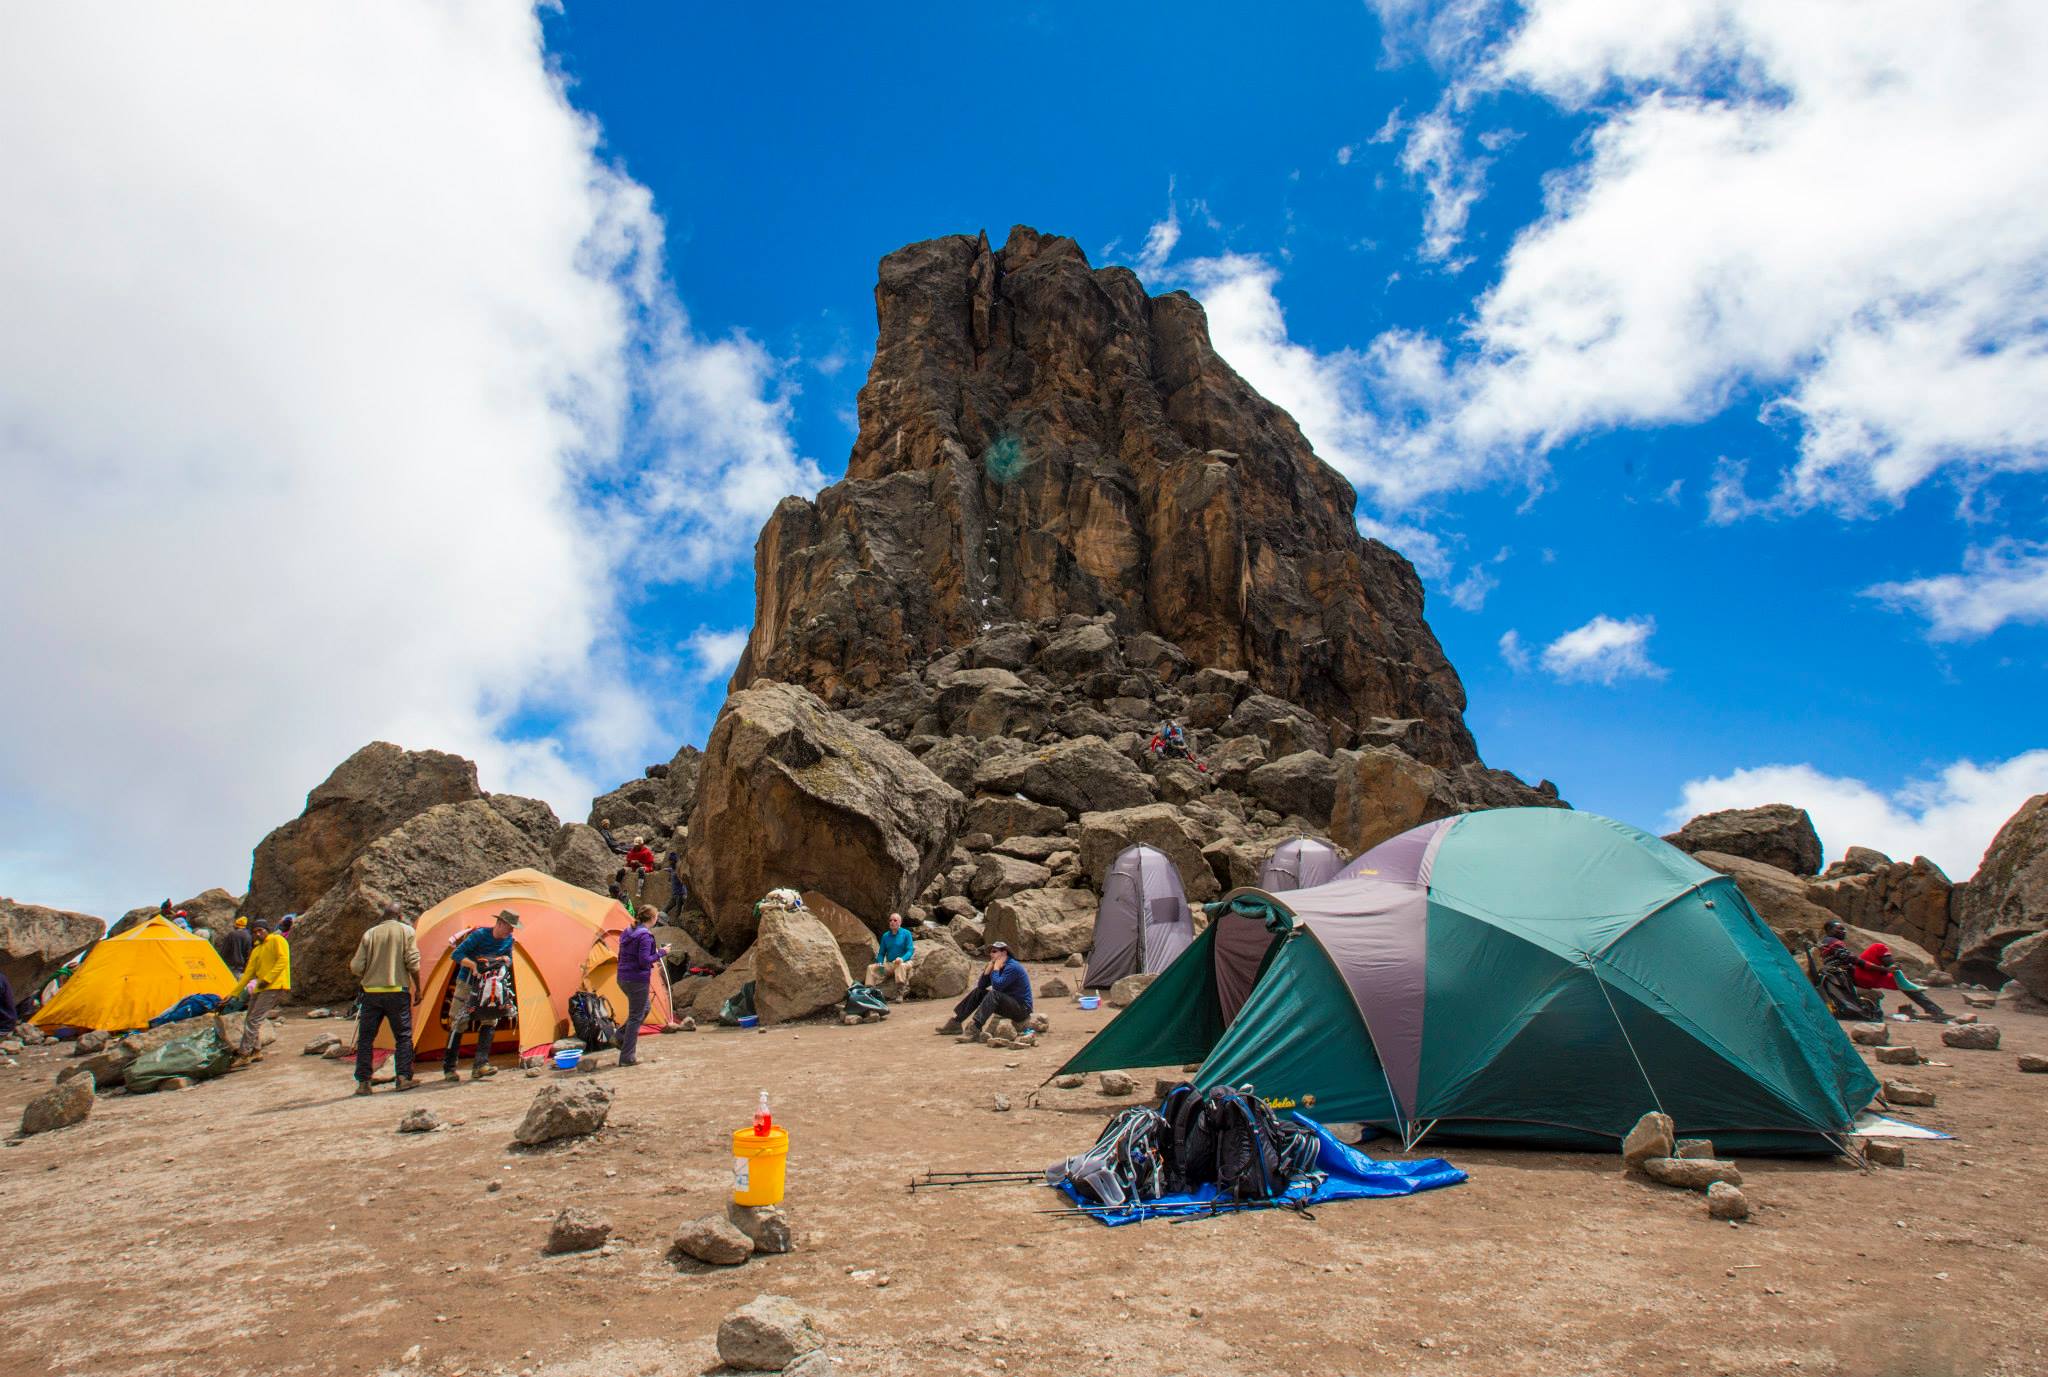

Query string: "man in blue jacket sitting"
[864, 911, 915, 995]
[939, 941, 1040, 1044]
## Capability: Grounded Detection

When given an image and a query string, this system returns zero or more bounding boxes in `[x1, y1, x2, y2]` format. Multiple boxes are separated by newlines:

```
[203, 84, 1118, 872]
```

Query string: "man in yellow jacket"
[228, 918, 291, 1062]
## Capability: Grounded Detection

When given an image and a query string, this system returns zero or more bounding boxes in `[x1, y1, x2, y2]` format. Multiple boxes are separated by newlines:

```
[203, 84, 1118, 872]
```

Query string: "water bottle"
[754, 1089, 772, 1136]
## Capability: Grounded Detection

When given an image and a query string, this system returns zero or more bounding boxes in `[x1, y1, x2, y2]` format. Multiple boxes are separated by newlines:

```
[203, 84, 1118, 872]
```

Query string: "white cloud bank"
[1538, 615, 1665, 686]
[0, 6, 821, 916]
[1864, 540, 2048, 641]
[1667, 752, 2048, 881]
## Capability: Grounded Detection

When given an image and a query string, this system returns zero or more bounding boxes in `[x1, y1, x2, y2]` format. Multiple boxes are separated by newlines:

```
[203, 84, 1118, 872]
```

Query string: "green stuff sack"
[719, 981, 757, 1026]
[125, 1023, 234, 1094]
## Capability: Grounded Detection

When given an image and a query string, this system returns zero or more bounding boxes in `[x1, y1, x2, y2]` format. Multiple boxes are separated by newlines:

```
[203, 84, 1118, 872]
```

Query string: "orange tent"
[388, 869, 672, 1060]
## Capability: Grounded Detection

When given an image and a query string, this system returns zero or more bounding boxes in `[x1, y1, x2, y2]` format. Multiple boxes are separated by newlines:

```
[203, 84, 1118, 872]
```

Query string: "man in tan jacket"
[350, 898, 422, 1095]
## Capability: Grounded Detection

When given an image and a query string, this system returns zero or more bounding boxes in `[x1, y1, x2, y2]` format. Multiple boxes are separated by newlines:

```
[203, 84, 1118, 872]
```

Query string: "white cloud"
[1397, 106, 1487, 264]
[0, 6, 818, 916]
[1864, 540, 2048, 642]
[1336, 145, 1355, 166]
[1498, 629, 1532, 672]
[1353, 0, 2048, 518]
[1540, 615, 1665, 685]
[1666, 752, 2048, 881]
[684, 627, 752, 686]
[1446, 546, 1509, 611]
[1137, 180, 1182, 277]
[1355, 513, 1450, 582]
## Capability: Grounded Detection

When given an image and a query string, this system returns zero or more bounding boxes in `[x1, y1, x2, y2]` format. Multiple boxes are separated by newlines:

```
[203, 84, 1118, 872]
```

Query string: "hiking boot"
[443, 1069, 462, 1083]
[471, 1063, 498, 1081]
[936, 1019, 963, 1036]
[394, 1076, 416, 1092]
[353, 1081, 372, 1097]
[955, 1021, 985, 1044]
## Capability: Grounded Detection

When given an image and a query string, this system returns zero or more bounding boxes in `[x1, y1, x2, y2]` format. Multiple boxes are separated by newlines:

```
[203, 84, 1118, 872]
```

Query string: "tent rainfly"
[1256, 837, 1347, 892]
[1058, 809, 1878, 1154]
[1081, 845, 1194, 989]
[31, 916, 237, 1032]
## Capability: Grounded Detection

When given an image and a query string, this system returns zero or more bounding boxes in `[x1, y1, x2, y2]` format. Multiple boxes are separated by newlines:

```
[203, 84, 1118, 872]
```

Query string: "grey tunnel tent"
[1081, 845, 1194, 989]
[1256, 837, 1346, 892]
[1059, 809, 1879, 1154]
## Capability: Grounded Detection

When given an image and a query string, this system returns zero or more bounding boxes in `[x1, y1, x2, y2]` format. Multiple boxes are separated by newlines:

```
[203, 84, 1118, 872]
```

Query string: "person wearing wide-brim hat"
[442, 908, 520, 1082]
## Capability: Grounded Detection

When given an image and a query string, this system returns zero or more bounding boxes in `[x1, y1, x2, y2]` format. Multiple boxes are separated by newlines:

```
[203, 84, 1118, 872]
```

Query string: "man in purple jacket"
[616, 908, 669, 1067]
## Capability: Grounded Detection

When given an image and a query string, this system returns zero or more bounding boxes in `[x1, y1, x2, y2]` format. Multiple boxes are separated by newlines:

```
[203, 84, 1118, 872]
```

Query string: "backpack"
[719, 981, 757, 1025]
[470, 955, 517, 1021]
[1201, 1087, 1322, 1201]
[1047, 1105, 1168, 1207]
[844, 984, 890, 1018]
[569, 991, 620, 1050]
[1160, 1084, 1213, 1192]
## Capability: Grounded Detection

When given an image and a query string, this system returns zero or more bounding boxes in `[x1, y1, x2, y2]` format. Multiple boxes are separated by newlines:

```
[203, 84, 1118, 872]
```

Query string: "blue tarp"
[148, 993, 223, 1028]
[1053, 1114, 1467, 1226]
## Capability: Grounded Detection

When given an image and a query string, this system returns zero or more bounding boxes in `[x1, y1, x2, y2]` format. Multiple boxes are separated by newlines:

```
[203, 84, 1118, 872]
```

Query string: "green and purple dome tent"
[1056, 808, 1877, 1154]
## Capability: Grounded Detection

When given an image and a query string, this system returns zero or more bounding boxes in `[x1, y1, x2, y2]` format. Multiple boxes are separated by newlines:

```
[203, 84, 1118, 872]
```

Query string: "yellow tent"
[32, 916, 238, 1032]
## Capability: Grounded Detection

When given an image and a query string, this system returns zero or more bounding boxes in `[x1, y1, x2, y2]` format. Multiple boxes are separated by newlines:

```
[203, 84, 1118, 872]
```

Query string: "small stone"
[1961, 991, 1997, 1008]
[75, 1030, 110, 1055]
[1673, 1138, 1715, 1160]
[716, 1296, 823, 1371]
[397, 1109, 443, 1134]
[679, 1015, 697, 1031]
[1953, 1012, 1979, 1024]
[1883, 1080, 1936, 1107]
[1098, 1071, 1137, 1096]
[784, 1352, 834, 1377]
[726, 1201, 794, 1255]
[307, 1007, 333, 1019]
[2017, 1054, 2048, 1073]
[543, 1207, 612, 1254]
[512, 1080, 612, 1146]
[1038, 976, 1073, 999]
[1873, 1045, 1922, 1065]
[1639, 1157, 1743, 1191]
[1848, 1023, 1889, 1047]
[1620, 1111, 1675, 1171]
[19, 1076, 94, 1136]
[159, 1076, 193, 1091]
[303, 1032, 342, 1056]
[841, 1014, 862, 1026]
[1052, 1074, 1085, 1090]
[400, 1343, 421, 1365]
[993, 1094, 1011, 1112]
[1065, 953, 1085, 968]
[1941, 1023, 2000, 1051]
[673, 1214, 753, 1267]
[986, 1017, 1018, 1043]
[1705, 1181, 1750, 1220]
[1865, 1141, 1907, 1168]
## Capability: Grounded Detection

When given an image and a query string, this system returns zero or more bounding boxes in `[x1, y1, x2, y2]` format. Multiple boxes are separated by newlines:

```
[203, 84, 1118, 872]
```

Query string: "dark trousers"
[954, 988, 1030, 1027]
[356, 991, 413, 1082]
[618, 980, 651, 1063]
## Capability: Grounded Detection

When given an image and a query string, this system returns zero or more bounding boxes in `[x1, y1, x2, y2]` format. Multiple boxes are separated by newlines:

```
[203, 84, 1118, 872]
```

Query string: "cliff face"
[733, 226, 1476, 766]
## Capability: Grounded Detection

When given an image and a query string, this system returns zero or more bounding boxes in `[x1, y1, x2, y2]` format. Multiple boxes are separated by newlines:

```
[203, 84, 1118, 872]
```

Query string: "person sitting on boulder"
[864, 912, 915, 993]
[218, 915, 253, 974]
[624, 837, 658, 874]
[595, 816, 631, 856]
[442, 909, 520, 1082]
[1812, 920, 1883, 1021]
[171, 908, 194, 932]
[1147, 720, 1190, 761]
[1851, 939, 1951, 1021]
[940, 941, 1043, 1044]
[226, 919, 291, 1063]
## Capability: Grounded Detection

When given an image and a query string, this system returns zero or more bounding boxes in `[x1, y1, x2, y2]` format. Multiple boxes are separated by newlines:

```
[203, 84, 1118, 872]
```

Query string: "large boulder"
[984, 888, 1098, 961]
[245, 742, 482, 920]
[968, 854, 1053, 907]
[799, 892, 886, 977]
[1806, 853, 1956, 962]
[1245, 751, 1340, 827]
[1076, 804, 1219, 901]
[1221, 694, 1330, 758]
[1951, 793, 2048, 984]
[754, 906, 854, 1024]
[972, 737, 1152, 817]
[290, 799, 550, 1002]
[112, 887, 244, 942]
[1998, 931, 2048, 1003]
[1664, 804, 1823, 877]
[687, 683, 964, 951]
[547, 824, 620, 894]
[0, 898, 104, 996]
[962, 795, 1069, 841]
[587, 743, 704, 846]
[1328, 747, 1457, 856]
[1690, 851, 1915, 961]
[908, 941, 973, 999]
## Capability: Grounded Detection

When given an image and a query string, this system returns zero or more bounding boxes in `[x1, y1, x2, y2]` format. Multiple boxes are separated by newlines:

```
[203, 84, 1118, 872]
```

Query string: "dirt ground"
[1, 970, 2044, 1377]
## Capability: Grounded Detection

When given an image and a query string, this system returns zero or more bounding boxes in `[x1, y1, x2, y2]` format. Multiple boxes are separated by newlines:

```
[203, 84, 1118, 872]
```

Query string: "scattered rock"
[725, 1202, 794, 1255]
[1038, 976, 1073, 1000]
[397, 1109, 443, 1134]
[1107, 971, 1157, 1008]
[673, 1214, 754, 1267]
[19, 1076, 94, 1136]
[1998, 930, 2048, 1003]
[1099, 1071, 1137, 1096]
[1705, 1181, 1751, 1220]
[1883, 1080, 1936, 1107]
[1621, 1112, 1675, 1171]
[716, 1295, 823, 1371]
[512, 1081, 612, 1147]
[983, 887, 1097, 960]
[543, 1208, 612, 1255]
[158, 1076, 193, 1092]
[993, 1094, 1012, 1112]
[1849, 1023, 1890, 1046]
[1674, 1139, 1715, 1160]
[1873, 1045, 1922, 1065]
[1865, 1141, 1907, 1168]
[908, 940, 972, 999]
[1052, 1074, 1085, 1089]
[1640, 1158, 1743, 1191]
[75, 1029, 110, 1055]
[985, 1017, 1018, 1043]
[304, 1032, 343, 1057]
[1065, 952, 1085, 968]
[1961, 991, 1998, 1008]
[1941, 1023, 2001, 1051]
[2015, 1054, 2047, 1073]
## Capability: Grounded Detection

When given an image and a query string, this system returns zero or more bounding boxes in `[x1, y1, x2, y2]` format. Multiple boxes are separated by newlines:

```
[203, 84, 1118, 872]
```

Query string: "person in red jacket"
[1851, 939, 1951, 1021]
[624, 838, 658, 874]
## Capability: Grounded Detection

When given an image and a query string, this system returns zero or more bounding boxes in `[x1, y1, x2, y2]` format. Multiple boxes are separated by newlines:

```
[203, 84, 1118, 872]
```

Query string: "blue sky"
[3, 2, 2044, 916]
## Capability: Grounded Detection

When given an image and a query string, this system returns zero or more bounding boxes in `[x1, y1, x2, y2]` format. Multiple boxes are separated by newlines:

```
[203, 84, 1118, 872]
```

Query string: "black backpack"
[569, 991, 620, 1050]
[1202, 1087, 1321, 1201]
[1161, 1084, 1215, 1192]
